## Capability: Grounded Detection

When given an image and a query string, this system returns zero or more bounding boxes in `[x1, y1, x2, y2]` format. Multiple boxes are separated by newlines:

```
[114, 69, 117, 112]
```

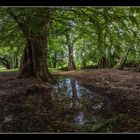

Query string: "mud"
[0, 69, 139, 132]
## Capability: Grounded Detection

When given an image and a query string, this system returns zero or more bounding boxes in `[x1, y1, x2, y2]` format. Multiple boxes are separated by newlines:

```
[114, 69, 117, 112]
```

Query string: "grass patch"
[48, 68, 62, 73]
[0, 68, 18, 73]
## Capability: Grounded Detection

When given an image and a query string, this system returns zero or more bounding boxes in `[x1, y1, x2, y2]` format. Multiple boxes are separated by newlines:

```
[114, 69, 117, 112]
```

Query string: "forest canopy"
[0, 7, 140, 82]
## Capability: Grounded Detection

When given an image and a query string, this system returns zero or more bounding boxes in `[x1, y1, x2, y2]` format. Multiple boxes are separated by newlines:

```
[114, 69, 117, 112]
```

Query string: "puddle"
[52, 77, 109, 109]
[74, 112, 84, 126]
[0, 77, 122, 132]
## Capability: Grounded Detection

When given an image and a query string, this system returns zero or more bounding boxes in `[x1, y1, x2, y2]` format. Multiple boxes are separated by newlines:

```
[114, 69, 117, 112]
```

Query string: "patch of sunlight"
[0, 68, 18, 73]
[48, 68, 62, 73]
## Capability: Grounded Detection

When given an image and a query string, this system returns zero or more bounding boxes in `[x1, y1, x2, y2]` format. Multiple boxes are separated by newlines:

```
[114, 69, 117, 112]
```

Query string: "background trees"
[0, 7, 140, 81]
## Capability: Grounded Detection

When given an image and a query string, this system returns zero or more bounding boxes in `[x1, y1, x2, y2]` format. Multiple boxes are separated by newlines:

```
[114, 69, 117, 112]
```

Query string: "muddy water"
[0, 77, 124, 132]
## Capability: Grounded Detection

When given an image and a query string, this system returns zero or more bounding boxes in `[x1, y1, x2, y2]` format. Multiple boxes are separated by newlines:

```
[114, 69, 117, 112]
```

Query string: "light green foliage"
[0, 7, 140, 70]
[48, 7, 140, 69]
[0, 8, 25, 69]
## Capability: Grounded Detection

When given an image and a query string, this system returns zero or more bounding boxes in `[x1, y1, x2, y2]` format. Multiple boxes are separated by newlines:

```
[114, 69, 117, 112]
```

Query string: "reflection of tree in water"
[70, 78, 104, 128]
[0, 78, 112, 132]
[70, 78, 85, 127]
[70, 78, 84, 111]
[71, 79, 78, 100]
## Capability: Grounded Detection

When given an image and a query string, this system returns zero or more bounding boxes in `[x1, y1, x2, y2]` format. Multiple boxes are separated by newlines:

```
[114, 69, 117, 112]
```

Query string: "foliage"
[0, 7, 140, 70]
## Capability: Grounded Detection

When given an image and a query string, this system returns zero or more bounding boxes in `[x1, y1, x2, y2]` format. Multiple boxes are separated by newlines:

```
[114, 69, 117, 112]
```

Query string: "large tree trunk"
[18, 35, 52, 82]
[18, 38, 34, 78]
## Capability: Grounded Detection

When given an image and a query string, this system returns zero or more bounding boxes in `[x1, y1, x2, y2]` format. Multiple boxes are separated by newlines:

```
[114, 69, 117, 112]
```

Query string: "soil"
[0, 71, 52, 98]
[59, 69, 140, 113]
[0, 69, 140, 132]
[58, 69, 140, 132]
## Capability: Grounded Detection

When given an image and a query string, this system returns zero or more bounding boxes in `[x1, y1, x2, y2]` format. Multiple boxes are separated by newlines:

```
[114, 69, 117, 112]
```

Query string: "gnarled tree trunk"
[9, 9, 53, 82]
[18, 35, 53, 82]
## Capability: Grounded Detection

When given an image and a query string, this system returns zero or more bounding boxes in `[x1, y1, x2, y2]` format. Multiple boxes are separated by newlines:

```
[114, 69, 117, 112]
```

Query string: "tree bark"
[9, 10, 53, 82]
[18, 35, 53, 82]
[114, 47, 130, 69]
[14, 55, 19, 69]
[98, 56, 110, 68]
[82, 60, 87, 68]
[133, 61, 140, 72]
[65, 30, 76, 70]
[68, 45, 76, 70]
[18, 38, 34, 78]
[52, 53, 57, 68]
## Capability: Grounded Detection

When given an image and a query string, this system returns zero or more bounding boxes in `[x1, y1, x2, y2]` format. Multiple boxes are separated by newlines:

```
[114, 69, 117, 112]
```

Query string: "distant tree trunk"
[68, 45, 76, 70]
[53, 53, 57, 68]
[0, 57, 11, 69]
[98, 56, 110, 68]
[48, 59, 52, 68]
[114, 47, 130, 69]
[65, 31, 76, 70]
[82, 60, 87, 68]
[14, 55, 19, 69]
[9, 9, 53, 82]
[16, 57, 19, 68]
[53, 62, 56, 68]
[133, 61, 140, 72]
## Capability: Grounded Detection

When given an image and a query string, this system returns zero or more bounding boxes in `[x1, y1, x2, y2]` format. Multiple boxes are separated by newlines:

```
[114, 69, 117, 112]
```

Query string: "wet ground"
[0, 76, 115, 132]
[0, 69, 140, 132]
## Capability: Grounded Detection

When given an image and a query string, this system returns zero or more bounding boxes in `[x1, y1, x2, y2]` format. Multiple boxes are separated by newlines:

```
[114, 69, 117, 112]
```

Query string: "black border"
[0, 0, 140, 137]
[0, 0, 139, 6]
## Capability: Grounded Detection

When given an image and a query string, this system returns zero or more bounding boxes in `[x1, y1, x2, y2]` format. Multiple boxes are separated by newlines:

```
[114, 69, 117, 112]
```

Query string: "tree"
[0, 7, 140, 76]
[65, 27, 76, 70]
[9, 8, 53, 82]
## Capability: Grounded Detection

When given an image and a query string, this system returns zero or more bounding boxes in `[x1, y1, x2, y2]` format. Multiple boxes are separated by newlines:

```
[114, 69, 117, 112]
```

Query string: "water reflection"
[0, 77, 111, 132]
[74, 112, 84, 126]
[51, 77, 109, 126]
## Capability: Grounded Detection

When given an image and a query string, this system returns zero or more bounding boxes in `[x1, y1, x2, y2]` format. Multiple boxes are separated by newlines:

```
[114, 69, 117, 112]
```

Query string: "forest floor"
[0, 69, 139, 132]
[58, 69, 140, 115]
[57, 69, 140, 132]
